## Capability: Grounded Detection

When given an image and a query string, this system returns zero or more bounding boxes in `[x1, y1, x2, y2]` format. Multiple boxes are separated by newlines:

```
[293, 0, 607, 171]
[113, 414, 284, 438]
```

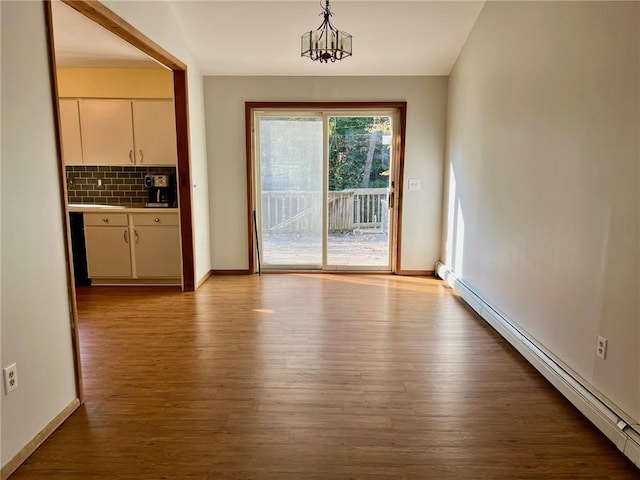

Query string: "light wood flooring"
[11, 274, 639, 479]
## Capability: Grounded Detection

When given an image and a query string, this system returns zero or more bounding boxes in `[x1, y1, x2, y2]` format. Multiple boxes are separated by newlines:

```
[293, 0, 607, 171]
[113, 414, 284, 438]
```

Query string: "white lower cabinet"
[84, 214, 132, 278]
[131, 214, 182, 278]
[83, 211, 181, 284]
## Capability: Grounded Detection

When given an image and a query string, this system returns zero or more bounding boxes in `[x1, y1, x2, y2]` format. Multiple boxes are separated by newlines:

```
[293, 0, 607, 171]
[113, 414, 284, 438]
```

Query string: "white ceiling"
[52, 0, 485, 76]
[51, 1, 162, 68]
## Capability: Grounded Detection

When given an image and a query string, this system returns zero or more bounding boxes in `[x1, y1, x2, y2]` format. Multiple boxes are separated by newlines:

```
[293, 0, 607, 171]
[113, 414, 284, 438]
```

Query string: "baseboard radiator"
[435, 261, 640, 468]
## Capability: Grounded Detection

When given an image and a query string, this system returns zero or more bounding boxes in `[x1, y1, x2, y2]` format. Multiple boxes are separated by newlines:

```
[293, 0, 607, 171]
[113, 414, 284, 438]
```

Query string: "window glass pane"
[259, 116, 323, 267]
[327, 116, 392, 267]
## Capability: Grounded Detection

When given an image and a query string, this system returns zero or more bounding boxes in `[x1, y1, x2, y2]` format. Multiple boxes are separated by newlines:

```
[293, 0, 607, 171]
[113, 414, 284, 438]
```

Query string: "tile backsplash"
[66, 166, 177, 206]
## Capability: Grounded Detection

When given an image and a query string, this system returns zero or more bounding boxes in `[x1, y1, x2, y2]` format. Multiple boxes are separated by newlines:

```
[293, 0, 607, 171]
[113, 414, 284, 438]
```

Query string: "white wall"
[1, 1, 78, 466]
[204, 76, 448, 271]
[443, 1, 639, 421]
[1, 0, 213, 469]
[103, 0, 212, 284]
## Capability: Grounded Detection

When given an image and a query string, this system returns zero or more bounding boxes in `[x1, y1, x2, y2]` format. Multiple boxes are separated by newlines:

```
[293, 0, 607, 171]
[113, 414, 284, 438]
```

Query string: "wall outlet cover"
[596, 336, 607, 360]
[3, 363, 18, 394]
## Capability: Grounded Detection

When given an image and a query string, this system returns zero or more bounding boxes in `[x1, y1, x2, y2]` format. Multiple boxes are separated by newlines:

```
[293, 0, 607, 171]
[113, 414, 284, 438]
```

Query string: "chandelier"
[301, 0, 352, 63]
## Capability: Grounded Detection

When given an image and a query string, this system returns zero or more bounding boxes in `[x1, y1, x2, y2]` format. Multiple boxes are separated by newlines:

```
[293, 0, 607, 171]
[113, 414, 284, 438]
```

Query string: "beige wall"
[103, 1, 212, 284]
[203, 76, 448, 271]
[1, 1, 77, 466]
[443, 1, 639, 421]
[57, 67, 173, 98]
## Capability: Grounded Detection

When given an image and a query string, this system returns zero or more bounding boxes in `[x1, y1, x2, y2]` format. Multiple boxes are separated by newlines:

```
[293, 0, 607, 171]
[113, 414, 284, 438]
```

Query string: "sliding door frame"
[254, 110, 325, 270]
[245, 101, 407, 274]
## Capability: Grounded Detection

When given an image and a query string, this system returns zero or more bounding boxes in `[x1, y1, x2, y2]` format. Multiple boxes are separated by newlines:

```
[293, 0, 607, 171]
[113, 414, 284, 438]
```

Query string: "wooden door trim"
[245, 102, 257, 272]
[394, 103, 407, 274]
[45, 0, 84, 405]
[172, 69, 195, 290]
[245, 101, 407, 274]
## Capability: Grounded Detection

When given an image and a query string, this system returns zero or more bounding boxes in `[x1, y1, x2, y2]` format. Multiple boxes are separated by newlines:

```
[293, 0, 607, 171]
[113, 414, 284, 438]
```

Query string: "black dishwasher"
[69, 212, 92, 286]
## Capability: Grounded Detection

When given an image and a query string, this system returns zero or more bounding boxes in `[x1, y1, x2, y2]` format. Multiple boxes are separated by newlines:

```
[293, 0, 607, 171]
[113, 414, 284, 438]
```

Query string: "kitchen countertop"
[68, 204, 179, 213]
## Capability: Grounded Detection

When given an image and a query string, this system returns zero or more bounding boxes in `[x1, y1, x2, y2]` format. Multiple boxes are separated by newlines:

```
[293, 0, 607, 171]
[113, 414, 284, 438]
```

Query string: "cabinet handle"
[124, 230, 129, 244]
[134, 230, 139, 244]
[139, 149, 144, 163]
[154, 217, 160, 223]
[128, 149, 134, 163]
[102, 217, 109, 223]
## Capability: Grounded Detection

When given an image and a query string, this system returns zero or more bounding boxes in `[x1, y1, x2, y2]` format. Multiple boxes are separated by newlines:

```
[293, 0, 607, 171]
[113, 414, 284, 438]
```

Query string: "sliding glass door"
[257, 115, 323, 268]
[326, 115, 393, 267]
[255, 110, 396, 271]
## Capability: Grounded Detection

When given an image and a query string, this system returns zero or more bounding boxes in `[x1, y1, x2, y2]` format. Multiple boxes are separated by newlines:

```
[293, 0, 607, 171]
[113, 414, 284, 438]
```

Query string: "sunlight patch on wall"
[444, 162, 466, 276]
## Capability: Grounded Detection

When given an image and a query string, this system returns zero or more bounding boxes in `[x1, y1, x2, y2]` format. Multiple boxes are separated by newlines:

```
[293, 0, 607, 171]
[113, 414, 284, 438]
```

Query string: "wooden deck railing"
[352, 188, 388, 229]
[261, 188, 388, 233]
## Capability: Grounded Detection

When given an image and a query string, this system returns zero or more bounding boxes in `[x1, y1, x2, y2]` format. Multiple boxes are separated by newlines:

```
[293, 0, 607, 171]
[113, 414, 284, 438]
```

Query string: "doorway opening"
[48, 0, 194, 292]
[45, 0, 195, 404]
[246, 103, 407, 273]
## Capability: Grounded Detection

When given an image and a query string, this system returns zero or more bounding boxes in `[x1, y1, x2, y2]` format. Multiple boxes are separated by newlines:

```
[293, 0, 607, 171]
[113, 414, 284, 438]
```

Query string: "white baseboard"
[435, 261, 639, 469]
[624, 428, 640, 465]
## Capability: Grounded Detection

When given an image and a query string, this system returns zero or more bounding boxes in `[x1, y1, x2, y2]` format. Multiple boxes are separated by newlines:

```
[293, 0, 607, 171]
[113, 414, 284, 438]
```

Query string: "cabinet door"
[85, 226, 132, 278]
[79, 99, 134, 165]
[133, 100, 177, 165]
[59, 99, 83, 165]
[133, 225, 181, 278]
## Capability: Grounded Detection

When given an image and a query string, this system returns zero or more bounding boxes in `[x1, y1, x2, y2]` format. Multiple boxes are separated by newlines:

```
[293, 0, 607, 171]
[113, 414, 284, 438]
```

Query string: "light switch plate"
[408, 178, 421, 191]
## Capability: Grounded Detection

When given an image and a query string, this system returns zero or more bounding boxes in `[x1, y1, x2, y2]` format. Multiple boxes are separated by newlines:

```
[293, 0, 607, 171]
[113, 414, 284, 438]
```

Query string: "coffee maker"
[144, 174, 177, 207]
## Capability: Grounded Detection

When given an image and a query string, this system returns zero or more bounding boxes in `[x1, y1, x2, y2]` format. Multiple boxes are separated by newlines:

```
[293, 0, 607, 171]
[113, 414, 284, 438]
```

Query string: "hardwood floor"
[10, 274, 638, 479]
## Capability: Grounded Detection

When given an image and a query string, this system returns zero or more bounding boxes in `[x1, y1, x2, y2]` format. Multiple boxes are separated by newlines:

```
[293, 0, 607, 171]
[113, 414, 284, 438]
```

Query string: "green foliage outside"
[260, 116, 391, 192]
[328, 116, 391, 191]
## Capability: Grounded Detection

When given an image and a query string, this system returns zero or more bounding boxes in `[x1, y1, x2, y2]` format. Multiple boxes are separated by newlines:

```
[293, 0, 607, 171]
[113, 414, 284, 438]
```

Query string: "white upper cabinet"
[68, 98, 177, 166]
[79, 99, 135, 165]
[132, 100, 177, 166]
[58, 99, 83, 165]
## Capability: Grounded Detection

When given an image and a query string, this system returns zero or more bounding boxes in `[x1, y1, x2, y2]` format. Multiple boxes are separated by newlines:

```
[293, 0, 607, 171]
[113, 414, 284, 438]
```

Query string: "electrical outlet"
[596, 336, 608, 360]
[3, 363, 18, 394]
